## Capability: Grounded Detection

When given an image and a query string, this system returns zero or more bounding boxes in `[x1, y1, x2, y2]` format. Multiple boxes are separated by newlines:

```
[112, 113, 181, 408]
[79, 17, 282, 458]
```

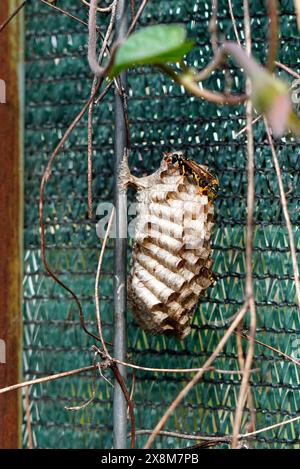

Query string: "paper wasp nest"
[121, 151, 217, 339]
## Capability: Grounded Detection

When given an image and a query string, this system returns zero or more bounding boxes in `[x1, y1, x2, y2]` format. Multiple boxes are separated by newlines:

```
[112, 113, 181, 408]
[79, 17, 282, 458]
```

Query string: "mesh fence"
[23, 0, 300, 448]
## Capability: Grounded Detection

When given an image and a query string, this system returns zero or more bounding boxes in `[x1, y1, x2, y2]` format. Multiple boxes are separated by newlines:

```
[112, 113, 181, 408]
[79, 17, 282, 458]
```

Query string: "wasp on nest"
[120, 151, 218, 339]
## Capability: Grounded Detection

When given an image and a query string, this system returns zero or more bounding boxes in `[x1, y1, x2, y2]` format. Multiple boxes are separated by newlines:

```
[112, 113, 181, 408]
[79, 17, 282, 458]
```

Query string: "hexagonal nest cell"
[121, 151, 217, 339]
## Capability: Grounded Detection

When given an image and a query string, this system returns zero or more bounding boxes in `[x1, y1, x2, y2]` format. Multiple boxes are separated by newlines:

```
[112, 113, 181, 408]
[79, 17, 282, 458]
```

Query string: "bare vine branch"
[95, 208, 115, 357]
[88, 0, 112, 76]
[232, 0, 256, 447]
[144, 302, 249, 448]
[65, 352, 99, 412]
[88, 3, 117, 218]
[136, 414, 300, 444]
[158, 64, 246, 105]
[264, 119, 300, 311]
[0, 357, 260, 398]
[40, 0, 91, 29]
[239, 331, 300, 367]
[127, 0, 149, 35]
[0, 365, 96, 395]
[82, 0, 117, 13]
[39, 82, 112, 345]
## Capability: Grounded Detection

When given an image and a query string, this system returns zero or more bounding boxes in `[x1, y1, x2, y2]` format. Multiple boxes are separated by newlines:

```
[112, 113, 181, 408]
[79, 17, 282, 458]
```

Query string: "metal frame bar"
[113, 0, 128, 450]
[0, 0, 24, 449]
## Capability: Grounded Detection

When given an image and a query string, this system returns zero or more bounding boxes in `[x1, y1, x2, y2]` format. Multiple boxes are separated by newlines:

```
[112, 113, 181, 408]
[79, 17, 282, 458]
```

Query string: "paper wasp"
[201, 267, 218, 286]
[165, 151, 219, 200]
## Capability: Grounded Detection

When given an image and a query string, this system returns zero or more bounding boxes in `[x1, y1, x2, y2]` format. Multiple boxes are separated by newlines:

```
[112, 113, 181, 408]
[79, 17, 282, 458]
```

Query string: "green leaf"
[109, 24, 194, 78]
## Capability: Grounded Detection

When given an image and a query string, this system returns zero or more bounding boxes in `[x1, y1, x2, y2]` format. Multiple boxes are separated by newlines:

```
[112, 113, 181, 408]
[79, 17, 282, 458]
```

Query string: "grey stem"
[113, 0, 128, 450]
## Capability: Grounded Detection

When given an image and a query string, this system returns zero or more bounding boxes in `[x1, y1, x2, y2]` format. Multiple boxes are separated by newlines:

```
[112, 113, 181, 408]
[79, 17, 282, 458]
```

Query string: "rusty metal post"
[0, 1, 24, 449]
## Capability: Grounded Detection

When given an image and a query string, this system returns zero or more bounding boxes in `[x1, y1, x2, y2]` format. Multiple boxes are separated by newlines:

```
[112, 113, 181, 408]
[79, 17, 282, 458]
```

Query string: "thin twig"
[111, 364, 136, 449]
[25, 386, 33, 449]
[39, 82, 112, 345]
[81, 0, 117, 13]
[236, 324, 245, 371]
[65, 352, 99, 412]
[41, 0, 116, 50]
[226, 2, 299, 82]
[0, 1, 26, 33]
[228, 0, 255, 430]
[128, 368, 136, 416]
[206, 310, 241, 327]
[135, 429, 232, 443]
[114, 358, 258, 375]
[275, 61, 300, 80]
[264, 119, 300, 312]
[227, 0, 241, 46]
[136, 414, 300, 443]
[88, 4, 117, 218]
[87, 0, 146, 211]
[232, 0, 256, 448]
[144, 301, 249, 449]
[130, 0, 135, 21]
[40, 0, 90, 29]
[267, 0, 278, 71]
[127, 0, 149, 35]
[239, 331, 300, 367]
[88, 0, 109, 76]
[227, 0, 278, 71]
[87, 82, 97, 219]
[234, 115, 261, 139]
[229, 3, 298, 140]
[209, 0, 219, 54]
[158, 64, 246, 105]
[66, 391, 97, 411]
[0, 359, 259, 397]
[95, 208, 115, 357]
[0, 358, 292, 441]
[0, 365, 96, 394]
[236, 325, 256, 437]
[242, 414, 300, 438]
[193, 48, 224, 82]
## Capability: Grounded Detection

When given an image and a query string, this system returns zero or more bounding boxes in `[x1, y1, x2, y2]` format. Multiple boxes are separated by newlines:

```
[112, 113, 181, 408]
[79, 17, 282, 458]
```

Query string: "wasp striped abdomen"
[166, 151, 219, 200]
